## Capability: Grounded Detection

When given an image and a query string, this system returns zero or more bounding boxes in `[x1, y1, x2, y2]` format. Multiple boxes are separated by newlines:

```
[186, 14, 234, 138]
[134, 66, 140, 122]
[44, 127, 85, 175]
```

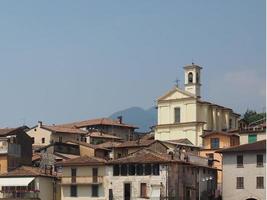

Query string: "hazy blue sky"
[0, 1, 265, 127]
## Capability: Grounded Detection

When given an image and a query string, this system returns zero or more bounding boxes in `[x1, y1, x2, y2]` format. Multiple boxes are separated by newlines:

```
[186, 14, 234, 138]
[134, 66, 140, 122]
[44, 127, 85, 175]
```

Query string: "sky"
[0, 0, 265, 127]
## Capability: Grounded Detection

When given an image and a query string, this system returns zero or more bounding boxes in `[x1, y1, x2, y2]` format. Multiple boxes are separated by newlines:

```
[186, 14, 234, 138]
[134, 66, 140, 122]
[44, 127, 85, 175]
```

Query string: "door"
[124, 183, 131, 200]
[92, 168, 98, 183]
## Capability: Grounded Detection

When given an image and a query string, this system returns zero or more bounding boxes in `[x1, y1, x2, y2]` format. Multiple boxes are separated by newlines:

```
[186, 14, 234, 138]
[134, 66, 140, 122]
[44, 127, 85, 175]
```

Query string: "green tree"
[242, 109, 266, 125]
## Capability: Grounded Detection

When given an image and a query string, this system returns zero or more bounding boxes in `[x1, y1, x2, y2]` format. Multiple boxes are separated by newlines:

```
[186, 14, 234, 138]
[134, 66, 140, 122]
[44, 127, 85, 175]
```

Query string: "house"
[113, 140, 168, 159]
[58, 117, 138, 141]
[0, 127, 32, 173]
[87, 131, 123, 145]
[199, 131, 239, 194]
[237, 122, 266, 145]
[26, 121, 87, 149]
[0, 166, 58, 200]
[57, 147, 218, 200]
[217, 140, 266, 200]
[155, 63, 240, 146]
[58, 156, 108, 200]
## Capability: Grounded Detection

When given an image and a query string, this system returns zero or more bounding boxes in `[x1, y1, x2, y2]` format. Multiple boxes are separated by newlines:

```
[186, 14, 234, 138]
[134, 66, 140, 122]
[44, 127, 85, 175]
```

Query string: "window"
[256, 177, 264, 189]
[210, 138, 220, 149]
[196, 72, 199, 83]
[71, 168, 77, 177]
[92, 185, 99, 197]
[140, 183, 147, 198]
[236, 177, 244, 189]
[188, 72, 193, 83]
[113, 165, 120, 176]
[31, 137, 35, 144]
[41, 138, 45, 144]
[128, 164, 135, 176]
[144, 164, 151, 175]
[70, 185, 77, 197]
[257, 154, 263, 167]
[59, 136, 63, 143]
[237, 155, 243, 167]
[248, 134, 257, 144]
[136, 164, 143, 175]
[206, 153, 214, 160]
[152, 164, 160, 175]
[174, 107, 181, 123]
[121, 164, 128, 176]
[229, 119, 232, 130]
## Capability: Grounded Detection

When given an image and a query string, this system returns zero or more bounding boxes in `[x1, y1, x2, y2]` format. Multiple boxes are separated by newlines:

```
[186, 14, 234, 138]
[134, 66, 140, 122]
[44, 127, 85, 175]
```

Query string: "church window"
[188, 72, 193, 83]
[174, 107, 181, 123]
[196, 72, 199, 83]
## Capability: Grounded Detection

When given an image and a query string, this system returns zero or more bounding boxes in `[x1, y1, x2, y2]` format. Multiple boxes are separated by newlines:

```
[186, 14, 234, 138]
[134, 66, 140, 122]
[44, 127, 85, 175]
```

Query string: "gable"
[158, 87, 196, 101]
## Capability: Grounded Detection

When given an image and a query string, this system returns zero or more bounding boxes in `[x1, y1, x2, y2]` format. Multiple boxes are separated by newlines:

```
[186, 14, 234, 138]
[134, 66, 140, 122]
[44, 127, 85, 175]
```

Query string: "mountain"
[109, 106, 157, 132]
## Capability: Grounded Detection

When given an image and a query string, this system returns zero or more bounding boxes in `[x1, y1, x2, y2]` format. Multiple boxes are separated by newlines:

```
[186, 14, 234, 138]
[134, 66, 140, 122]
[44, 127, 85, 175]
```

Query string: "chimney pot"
[117, 116, 123, 124]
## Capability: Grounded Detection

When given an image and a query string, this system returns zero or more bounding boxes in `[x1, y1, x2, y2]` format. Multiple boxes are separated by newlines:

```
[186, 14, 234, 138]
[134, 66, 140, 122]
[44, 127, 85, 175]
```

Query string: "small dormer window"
[188, 72, 193, 83]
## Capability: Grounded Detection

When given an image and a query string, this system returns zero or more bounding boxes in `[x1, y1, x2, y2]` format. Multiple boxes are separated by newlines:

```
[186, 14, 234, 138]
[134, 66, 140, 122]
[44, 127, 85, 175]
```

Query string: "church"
[155, 63, 240, 146]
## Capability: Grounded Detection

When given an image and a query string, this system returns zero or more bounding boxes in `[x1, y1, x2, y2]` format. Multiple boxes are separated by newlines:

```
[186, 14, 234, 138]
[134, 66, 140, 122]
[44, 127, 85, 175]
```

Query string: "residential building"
[88, 131, 123, 145]
[59, 117, 138, 141]
[59, 156, 108, 200]
[199, 131, 239, 194]
[217, 140, 266, 200]
[26, 121, 87, 149]
[155, 63, 240, 146]
[237, 122, 266, 145]
[113, 140, 168, 159]
[0, 166, 58, 200]
[0, 127, 32, 173]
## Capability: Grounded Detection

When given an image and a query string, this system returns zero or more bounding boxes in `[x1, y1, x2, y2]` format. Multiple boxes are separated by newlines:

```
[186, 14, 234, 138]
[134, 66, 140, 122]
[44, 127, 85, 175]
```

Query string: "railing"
[61, 176, 103, 185]
[0, 190, 40, 199]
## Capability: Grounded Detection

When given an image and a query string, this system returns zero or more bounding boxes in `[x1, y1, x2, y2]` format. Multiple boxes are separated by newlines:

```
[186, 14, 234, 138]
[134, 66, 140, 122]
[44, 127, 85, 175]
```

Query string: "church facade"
[155, 64, 240, 146]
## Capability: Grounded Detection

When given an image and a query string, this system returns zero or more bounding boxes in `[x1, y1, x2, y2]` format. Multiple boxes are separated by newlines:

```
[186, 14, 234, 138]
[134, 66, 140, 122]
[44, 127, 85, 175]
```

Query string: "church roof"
[157, 86, 196, 101]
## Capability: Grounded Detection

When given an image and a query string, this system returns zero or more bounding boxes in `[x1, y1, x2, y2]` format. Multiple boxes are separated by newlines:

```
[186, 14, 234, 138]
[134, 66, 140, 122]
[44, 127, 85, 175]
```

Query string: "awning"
[0, 177, 34, 186]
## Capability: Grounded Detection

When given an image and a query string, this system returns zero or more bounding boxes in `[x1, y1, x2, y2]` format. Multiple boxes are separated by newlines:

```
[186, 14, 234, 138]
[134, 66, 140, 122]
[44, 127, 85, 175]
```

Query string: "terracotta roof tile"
[42, 125, 87, 134]
[58, 118, 138, 129]
[115, 139, 157, 148]
[66, 140, 109, 151]
[58, 155, 107, 166]
[88, 131, 123, 140]
[0, 166, 56, 177]
[216, 140, 266, 153]
[96, 141, 122, 149]
[201, 131, 239, 138]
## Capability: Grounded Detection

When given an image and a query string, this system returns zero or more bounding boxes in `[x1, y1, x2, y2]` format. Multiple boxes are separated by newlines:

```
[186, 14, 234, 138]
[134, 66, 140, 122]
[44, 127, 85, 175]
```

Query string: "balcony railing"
[0, 190, 40, 200]
[61, 176, 103, 185]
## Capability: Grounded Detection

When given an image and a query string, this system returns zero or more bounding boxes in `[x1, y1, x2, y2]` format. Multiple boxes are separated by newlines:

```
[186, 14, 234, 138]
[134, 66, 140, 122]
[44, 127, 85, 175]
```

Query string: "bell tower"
[184, 63, 202, 98]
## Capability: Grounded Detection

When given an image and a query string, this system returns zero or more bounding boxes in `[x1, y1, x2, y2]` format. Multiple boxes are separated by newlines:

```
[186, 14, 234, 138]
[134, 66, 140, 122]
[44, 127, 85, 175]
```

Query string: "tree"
[242, 109, 266, 125]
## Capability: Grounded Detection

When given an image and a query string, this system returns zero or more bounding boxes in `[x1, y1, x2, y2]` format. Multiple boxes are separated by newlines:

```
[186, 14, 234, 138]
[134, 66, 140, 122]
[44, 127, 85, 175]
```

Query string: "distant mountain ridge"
[109, 106, 157, 132]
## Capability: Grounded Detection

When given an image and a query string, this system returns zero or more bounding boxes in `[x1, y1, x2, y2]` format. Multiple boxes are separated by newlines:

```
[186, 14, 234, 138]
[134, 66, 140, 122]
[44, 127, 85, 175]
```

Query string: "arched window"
[188, 72, 193, 83]
[196, 72, 199, 83]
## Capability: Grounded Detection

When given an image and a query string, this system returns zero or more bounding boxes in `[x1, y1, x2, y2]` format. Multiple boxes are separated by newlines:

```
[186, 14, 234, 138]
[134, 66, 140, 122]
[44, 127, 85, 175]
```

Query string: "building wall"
[108, 165, 167, 200]
[239, 132, 266, 145]
[79, 145, 95, 157]
[61, 165, 107, 200]
[27, 127, 52, 146]
[0, 155, 8, 174]
[37, 177, 55, 200]
[222, 151, 266, 200]
[50, 132, 82, 144]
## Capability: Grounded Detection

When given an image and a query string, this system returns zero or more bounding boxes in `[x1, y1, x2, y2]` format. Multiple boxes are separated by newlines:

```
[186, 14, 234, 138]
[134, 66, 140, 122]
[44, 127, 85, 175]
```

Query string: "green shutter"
[248, 134, 257, 143]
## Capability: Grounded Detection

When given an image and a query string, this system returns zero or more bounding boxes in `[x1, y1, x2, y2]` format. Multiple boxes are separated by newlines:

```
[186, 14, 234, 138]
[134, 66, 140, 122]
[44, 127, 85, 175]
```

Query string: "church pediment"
[157, 87, 196, 101]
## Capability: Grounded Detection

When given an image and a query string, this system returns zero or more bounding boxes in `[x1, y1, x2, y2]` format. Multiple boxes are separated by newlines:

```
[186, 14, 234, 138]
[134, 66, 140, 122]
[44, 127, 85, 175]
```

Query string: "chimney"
[117, 116, 123, 124]
[38, 121, 42, 127]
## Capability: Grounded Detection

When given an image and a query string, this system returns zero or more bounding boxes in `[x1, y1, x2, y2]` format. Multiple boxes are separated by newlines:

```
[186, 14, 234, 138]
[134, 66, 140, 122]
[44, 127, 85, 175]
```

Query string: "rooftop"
[0, 166, 56, 178]
[58, 118, 138, 129]
[216, 140, 266, 153]
[88, 131, 123, 140]
[57, 155, 107, 166]
[115, 139, 160, 148]
[41, 125, 87, 135]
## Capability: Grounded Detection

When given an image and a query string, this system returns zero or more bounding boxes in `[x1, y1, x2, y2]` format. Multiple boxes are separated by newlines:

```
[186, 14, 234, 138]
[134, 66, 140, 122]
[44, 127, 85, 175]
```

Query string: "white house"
[155, 63, 240, 146]
[217, 140, 266, 200]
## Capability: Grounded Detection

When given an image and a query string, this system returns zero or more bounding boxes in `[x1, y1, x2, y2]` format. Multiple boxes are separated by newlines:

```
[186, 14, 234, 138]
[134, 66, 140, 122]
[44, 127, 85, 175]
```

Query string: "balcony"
[61, 176, 103, 185]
